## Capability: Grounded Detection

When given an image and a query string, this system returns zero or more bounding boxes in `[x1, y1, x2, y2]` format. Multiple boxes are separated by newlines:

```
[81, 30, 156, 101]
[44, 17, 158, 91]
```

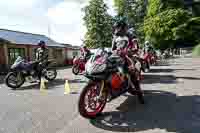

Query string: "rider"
[36, 40, 49, 63]
[144, 41, 153, 54]
[81, 45, 91, 61]
[35, 40, 49, 79]
[111, 18, 144, 100]
[126, 30, 143, 80]
[111, 18, 140, 77]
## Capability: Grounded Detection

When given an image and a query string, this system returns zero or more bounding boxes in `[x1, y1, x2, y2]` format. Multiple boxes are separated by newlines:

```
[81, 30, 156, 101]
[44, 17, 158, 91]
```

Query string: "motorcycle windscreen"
[85, 56, 107, 75]
[11, 56, 24, 69]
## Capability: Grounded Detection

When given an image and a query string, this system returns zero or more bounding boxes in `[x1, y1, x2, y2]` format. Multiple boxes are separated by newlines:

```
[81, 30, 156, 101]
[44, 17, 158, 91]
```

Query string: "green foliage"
[144, 8, 190, 49]
[193, 2, 200, 16]
[143, 0, 198, 49]
[175, 17, 200, 43]
[113, 0, 126, 16]
[147, 0, 184, 17]
[147, 0, 161, 17]
[160, 0, 184, 9]
[192, 44, 200, 57]
[83, 0, 113, 48]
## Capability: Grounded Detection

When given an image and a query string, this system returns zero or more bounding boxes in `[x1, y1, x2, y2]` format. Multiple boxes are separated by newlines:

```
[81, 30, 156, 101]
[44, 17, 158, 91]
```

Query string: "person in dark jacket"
[36, 40, 48, 63]
[35, 40, 49, 79]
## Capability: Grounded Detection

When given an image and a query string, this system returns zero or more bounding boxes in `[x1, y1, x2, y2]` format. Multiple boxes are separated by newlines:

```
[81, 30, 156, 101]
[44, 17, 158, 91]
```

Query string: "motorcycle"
[141, 52, 151, 72]
[5, 56, 57, 89]
[78, 43, 145, 119]
[150, 53, 157, 65]
[72, 56, 86, 75]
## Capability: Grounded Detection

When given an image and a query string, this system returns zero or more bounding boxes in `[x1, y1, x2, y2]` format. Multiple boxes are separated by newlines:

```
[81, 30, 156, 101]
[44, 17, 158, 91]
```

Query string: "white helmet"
[145, 41, 149, 45]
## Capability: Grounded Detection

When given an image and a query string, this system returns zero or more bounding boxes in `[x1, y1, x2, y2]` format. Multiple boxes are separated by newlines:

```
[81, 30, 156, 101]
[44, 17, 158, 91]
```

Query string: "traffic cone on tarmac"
[40, 77, 48, 95]
[64, 78, 71, 94]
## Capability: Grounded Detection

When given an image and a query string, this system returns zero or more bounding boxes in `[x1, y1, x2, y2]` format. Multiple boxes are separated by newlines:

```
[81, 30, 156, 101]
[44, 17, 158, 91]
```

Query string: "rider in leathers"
[112, 19, 141, 79]
[35, 40, 49, 79]
[111, 19, 144, 101]
[81, 45, 91, 61]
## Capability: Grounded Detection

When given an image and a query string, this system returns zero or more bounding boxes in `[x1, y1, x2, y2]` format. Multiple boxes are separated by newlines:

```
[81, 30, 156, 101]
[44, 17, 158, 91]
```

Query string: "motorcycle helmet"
[38, 40, 46, 48]
[127, 27, 137, 39]
[113, 17, 128, 36]
[145, 41, 149, 45]
[133, 38, 138, 42]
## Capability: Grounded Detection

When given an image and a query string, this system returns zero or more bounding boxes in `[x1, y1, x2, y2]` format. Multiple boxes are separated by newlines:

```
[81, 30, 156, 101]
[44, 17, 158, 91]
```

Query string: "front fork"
[126, 55, 141, 81]
[99, 80, 107, 100]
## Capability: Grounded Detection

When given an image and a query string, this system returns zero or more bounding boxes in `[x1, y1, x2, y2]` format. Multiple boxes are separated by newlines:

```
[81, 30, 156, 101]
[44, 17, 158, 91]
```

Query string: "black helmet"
[113, 17, 128, 36]
[113, 17, 128, 29]
[127, 27, 137, 39]
[81, 44, 87, 49]
[38, 40, 46, 47]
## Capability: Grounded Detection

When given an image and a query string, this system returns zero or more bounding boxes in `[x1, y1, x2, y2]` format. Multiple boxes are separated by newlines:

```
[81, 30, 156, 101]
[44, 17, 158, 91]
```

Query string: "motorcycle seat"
[26, 61, 39, 66]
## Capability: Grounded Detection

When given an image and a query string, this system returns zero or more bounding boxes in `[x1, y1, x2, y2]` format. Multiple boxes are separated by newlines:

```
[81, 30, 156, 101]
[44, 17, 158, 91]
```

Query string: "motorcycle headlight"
[86, 63, 107, 75]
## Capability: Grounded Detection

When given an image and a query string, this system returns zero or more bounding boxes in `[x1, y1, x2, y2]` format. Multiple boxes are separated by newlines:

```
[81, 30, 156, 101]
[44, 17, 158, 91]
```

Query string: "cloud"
[0, 0, 115, 46]
[0, 0, 63, 36]
[47, 2, 83, 25]
[46, 1, 86, 45]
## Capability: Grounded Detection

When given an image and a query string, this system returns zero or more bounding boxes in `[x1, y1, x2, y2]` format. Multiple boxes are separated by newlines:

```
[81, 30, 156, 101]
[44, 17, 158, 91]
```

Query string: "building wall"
[27, 46, 65, 66]
[1, 43, 66, 67]
[0, 43, 81, 70]
[63, 47, 81, 65]
[0, 44, 7, 73]
[49, 47, 65, 65]
[65, 48, 81, 59]
[0, 45, 5, 64]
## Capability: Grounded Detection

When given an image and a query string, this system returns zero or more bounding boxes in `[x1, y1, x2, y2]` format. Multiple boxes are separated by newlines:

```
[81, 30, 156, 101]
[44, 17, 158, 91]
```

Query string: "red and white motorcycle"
[72, 56, 86, 75]
[78, 37, 145, 119]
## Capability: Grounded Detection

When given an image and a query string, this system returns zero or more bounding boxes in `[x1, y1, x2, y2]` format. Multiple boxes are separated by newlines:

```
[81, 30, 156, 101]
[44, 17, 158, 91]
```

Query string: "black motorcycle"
[5, 56, 57, 89]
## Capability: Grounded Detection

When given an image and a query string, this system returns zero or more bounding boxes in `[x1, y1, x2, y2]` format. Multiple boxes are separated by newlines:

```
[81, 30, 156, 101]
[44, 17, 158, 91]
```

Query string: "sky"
[0, 0, 115, 46]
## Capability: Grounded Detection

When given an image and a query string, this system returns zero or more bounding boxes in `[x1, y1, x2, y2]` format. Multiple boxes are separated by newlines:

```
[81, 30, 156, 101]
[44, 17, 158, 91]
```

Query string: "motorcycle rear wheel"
[44, 68, 57, 81]
[72, 65, 80, 75]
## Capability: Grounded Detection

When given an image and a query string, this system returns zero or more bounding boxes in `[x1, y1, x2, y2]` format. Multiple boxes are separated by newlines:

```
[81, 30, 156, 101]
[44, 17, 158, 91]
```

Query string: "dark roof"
[62, 43, 72, 47]
[62, 43, 80, 49]
[0, 29, 65, 47]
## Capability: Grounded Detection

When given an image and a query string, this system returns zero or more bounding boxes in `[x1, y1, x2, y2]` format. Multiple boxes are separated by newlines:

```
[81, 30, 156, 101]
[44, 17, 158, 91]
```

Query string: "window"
[73, 51, 78, 57]
[8, 48, 25, 64]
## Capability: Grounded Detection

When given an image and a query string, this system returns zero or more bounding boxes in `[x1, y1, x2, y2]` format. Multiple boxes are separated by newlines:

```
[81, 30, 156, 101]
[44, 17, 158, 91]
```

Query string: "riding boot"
[132, 79, 145, 104]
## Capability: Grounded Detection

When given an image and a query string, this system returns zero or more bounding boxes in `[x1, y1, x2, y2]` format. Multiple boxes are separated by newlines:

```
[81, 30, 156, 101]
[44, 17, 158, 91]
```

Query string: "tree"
[83, 0, 113, 48]
[175, 17, 200, 45]
[143, 0, 197, 49]
[144, 8, 191, 49]
[147, 0, 184, 17]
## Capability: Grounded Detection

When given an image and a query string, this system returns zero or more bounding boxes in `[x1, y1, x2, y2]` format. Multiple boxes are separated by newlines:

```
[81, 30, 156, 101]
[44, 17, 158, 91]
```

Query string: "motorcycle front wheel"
[5, 72, 25, 89]
[78, 81, 108, 119]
